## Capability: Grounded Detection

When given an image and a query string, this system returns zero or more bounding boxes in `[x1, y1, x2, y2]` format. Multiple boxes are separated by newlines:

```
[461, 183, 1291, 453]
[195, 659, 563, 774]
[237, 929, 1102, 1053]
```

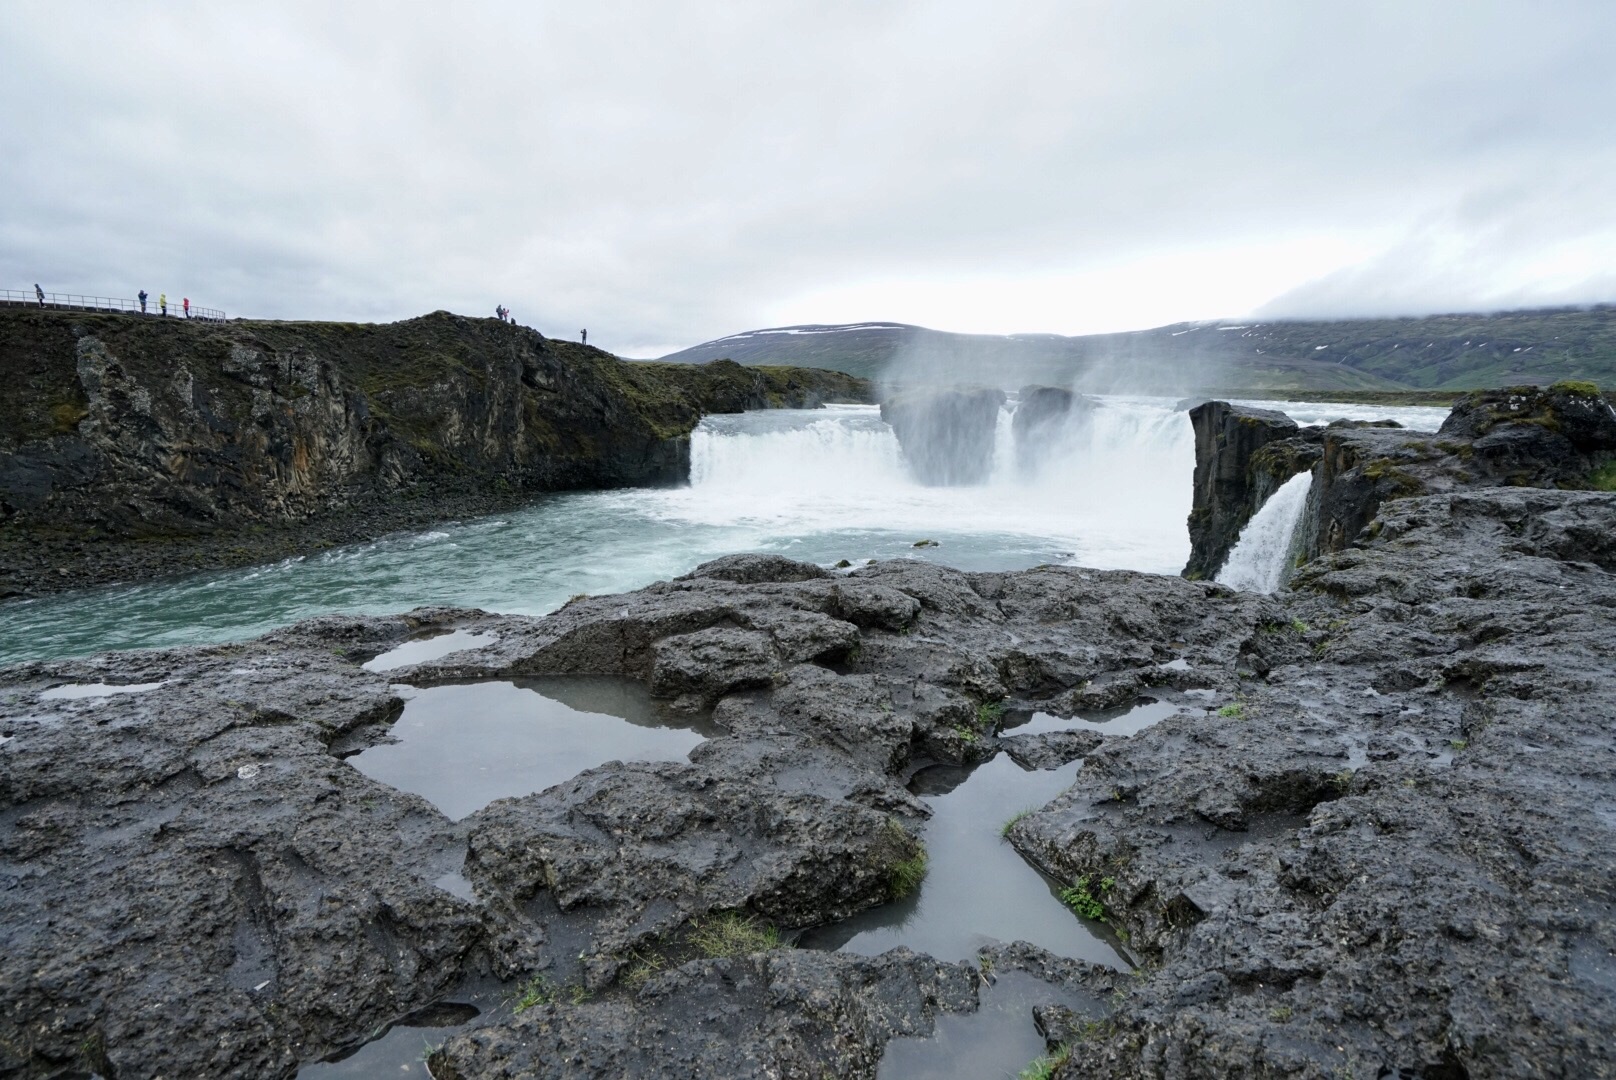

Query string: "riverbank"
[0, 309, 870, 599]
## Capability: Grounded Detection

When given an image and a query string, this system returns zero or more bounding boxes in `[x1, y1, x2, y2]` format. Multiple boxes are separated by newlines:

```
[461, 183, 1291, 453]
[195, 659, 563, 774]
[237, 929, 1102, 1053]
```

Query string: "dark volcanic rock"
[4, 508, 1616, 1078]
[1183, 400, 1313, 579]
[1186, 383, 1616, 580]
[0, 310, 870, 597]
[879, 385, 1007, 484]
[999, 729, 1105, 770]
[431, 949, 978, 1080]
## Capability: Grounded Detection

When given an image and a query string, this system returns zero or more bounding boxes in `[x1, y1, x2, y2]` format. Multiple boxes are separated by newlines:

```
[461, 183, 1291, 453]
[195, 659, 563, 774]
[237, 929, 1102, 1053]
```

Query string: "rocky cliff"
[1183, 382, 1616, 581]
[0, 310, 869, 596]
[878, 386, 1006, 485]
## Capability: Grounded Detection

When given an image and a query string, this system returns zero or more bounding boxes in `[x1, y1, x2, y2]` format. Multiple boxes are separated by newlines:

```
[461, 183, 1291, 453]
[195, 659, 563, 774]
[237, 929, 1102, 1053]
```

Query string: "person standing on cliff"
[138, 289, 148, 313]
[34, 284, 44, 308]
[159, 293, 167, 315]
[580, 329, 587, 345]
[182, 297, 190, 319]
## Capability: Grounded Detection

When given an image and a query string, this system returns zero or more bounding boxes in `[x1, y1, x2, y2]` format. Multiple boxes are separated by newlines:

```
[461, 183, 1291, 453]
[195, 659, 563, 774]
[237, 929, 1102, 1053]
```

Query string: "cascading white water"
[1217, 470, 1316, 593]
[662, 398, 1198, 573]
[0, 397, 1450, 664]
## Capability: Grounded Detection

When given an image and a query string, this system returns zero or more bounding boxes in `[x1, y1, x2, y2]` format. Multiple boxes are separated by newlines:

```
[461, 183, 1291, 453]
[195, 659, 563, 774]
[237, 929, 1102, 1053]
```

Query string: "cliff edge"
[0, 309, 870, 596]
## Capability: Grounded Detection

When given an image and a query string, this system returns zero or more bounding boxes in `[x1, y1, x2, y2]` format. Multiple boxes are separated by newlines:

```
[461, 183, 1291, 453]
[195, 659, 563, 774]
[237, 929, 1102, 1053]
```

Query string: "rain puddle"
[38, 681, 167, 700]
[878, 970, 1098, 1080]
[1008, 697, 1183, 738]
[363, 630, 500, 672]
[800, 754, 1128, 969]
[345, 677, 722, 820]
[298, 999, 486, 1079]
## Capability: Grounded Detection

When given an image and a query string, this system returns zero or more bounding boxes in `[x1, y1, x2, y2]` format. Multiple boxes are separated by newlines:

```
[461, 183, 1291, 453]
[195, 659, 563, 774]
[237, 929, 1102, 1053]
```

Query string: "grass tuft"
[689, 913, 781, 959]
[512, 973, 590, 1012]
[1018, 1044, 1072, 1080]
[1217, 702, 1244, 719]
[1000, 808, 1035, 837]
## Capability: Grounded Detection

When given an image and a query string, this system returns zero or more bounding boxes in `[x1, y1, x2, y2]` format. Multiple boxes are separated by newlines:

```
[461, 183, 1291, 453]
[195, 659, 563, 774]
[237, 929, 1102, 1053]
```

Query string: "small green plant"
[975, 699, 1006, 731]
[1290, 618, 1309, 633]
[1331, 768, 1355, 793]
[689, 913, 781, 959]
[1017, 1044, 1072, 1080]
[888, 844, 929, 899]
[1590, 461, 1616, 492]
[1217, 702, 1244, 719]
[512, 973, 589, 1012]
[950, 723, 979, 744]
[1449, 738, 1468, 751]
[1000, 808, 1034, 837]
[513, 974, 558, 1012]
[620, 947, 667, 989]
[1269, 1005, 1293, 1023]
[1059, 875, 1114, 921]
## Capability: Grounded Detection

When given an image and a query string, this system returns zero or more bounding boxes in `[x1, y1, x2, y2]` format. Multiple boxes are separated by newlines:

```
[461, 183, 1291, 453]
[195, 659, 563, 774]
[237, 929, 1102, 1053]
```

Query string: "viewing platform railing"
[0, 289, 227, 322]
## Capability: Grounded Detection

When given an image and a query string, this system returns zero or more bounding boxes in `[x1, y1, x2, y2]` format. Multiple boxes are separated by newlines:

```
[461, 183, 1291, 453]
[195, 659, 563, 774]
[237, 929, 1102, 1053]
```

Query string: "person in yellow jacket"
[159, 293, 167, 316]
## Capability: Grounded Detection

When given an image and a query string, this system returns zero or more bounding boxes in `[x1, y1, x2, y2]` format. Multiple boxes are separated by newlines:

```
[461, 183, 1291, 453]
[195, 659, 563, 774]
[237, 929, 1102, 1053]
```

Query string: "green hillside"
[653, 306, 1616, 392]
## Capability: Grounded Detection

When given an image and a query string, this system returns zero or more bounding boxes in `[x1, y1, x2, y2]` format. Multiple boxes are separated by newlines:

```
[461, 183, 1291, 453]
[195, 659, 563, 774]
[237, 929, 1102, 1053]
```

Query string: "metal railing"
[0, 289, 227, 322]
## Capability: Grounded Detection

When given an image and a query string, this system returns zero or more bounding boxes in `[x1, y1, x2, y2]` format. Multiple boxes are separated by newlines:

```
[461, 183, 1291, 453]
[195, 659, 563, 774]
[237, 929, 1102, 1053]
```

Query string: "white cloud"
[1, 1, 1613, 355]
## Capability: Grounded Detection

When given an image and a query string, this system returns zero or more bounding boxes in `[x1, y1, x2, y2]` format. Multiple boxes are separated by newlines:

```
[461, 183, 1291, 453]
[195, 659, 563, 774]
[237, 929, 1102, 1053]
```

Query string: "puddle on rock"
[1009, 696, 1183, 739]
[363, 630, 500, 672]
[878, 970, 1096, 1080]
[433, 869, 478, 904]
[346, 677, 722, 820]
[298, 999, 486, 1079]
[800, 755, 1129, 969]
[39, 681, 167, 700]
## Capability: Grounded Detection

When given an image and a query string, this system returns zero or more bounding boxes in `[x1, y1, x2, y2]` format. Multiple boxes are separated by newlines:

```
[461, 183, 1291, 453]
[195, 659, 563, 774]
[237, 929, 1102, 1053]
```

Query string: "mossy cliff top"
[0, 308, 869, 454]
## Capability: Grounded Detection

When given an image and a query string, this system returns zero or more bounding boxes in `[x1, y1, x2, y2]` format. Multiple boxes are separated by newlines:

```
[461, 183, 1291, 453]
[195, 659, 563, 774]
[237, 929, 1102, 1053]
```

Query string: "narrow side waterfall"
[1217, 470, 1315, 593]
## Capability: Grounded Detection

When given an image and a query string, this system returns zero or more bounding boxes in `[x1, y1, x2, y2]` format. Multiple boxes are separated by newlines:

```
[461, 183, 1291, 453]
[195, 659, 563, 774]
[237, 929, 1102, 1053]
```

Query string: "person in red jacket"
[183, 297, 190, 318]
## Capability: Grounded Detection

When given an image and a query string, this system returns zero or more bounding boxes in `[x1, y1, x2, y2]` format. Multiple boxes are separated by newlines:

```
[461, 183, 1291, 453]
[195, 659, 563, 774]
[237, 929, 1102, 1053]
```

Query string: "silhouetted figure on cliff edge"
[139, 290, 148, 313]
[580, 329, 587, 345]
[34, 284, 44, 308]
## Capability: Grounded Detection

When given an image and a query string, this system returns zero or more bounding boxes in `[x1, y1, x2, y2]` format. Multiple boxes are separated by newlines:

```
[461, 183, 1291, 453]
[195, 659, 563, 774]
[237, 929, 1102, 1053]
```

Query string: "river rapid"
[0, 397, 1449, 665]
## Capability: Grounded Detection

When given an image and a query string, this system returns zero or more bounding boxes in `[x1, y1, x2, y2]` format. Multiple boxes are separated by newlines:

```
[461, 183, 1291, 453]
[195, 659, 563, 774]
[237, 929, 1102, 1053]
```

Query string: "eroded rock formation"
[879, 385, 1006, 484]
[0, 309, 869, 596]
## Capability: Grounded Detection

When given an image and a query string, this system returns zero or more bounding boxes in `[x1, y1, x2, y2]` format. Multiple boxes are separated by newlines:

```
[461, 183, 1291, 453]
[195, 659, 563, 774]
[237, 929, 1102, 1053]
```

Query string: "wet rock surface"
[1187, 383, 1616, 581]
[3, 462, 1615, 1075]
[1184, 400, 1315, 580]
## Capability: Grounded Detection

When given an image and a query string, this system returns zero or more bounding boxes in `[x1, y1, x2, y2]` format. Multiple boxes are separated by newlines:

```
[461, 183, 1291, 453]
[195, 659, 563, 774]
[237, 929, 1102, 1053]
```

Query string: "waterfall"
[1217, 470, 1315, 593]
[688, 406, 908, 495]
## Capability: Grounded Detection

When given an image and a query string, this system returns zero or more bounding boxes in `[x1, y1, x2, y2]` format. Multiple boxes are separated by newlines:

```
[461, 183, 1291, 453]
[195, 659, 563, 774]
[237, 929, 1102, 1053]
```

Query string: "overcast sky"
[3, 2, 1614, 356]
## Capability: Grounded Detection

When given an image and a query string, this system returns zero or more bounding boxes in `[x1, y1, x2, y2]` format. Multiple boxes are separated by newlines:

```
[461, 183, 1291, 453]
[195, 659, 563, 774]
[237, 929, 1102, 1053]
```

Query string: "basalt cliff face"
[1184, 383, 1616, 582]
[0, 310, 869, 596]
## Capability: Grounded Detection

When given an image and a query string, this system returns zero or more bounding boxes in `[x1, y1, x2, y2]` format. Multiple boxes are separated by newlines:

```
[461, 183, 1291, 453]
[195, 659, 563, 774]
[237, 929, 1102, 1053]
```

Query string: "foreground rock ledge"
[2, 491, 1615, 1078]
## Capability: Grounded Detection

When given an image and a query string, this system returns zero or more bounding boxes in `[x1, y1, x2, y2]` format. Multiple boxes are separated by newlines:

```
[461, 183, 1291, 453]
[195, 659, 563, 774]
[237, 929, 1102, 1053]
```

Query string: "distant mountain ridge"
[654, 305, 1616, 391]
